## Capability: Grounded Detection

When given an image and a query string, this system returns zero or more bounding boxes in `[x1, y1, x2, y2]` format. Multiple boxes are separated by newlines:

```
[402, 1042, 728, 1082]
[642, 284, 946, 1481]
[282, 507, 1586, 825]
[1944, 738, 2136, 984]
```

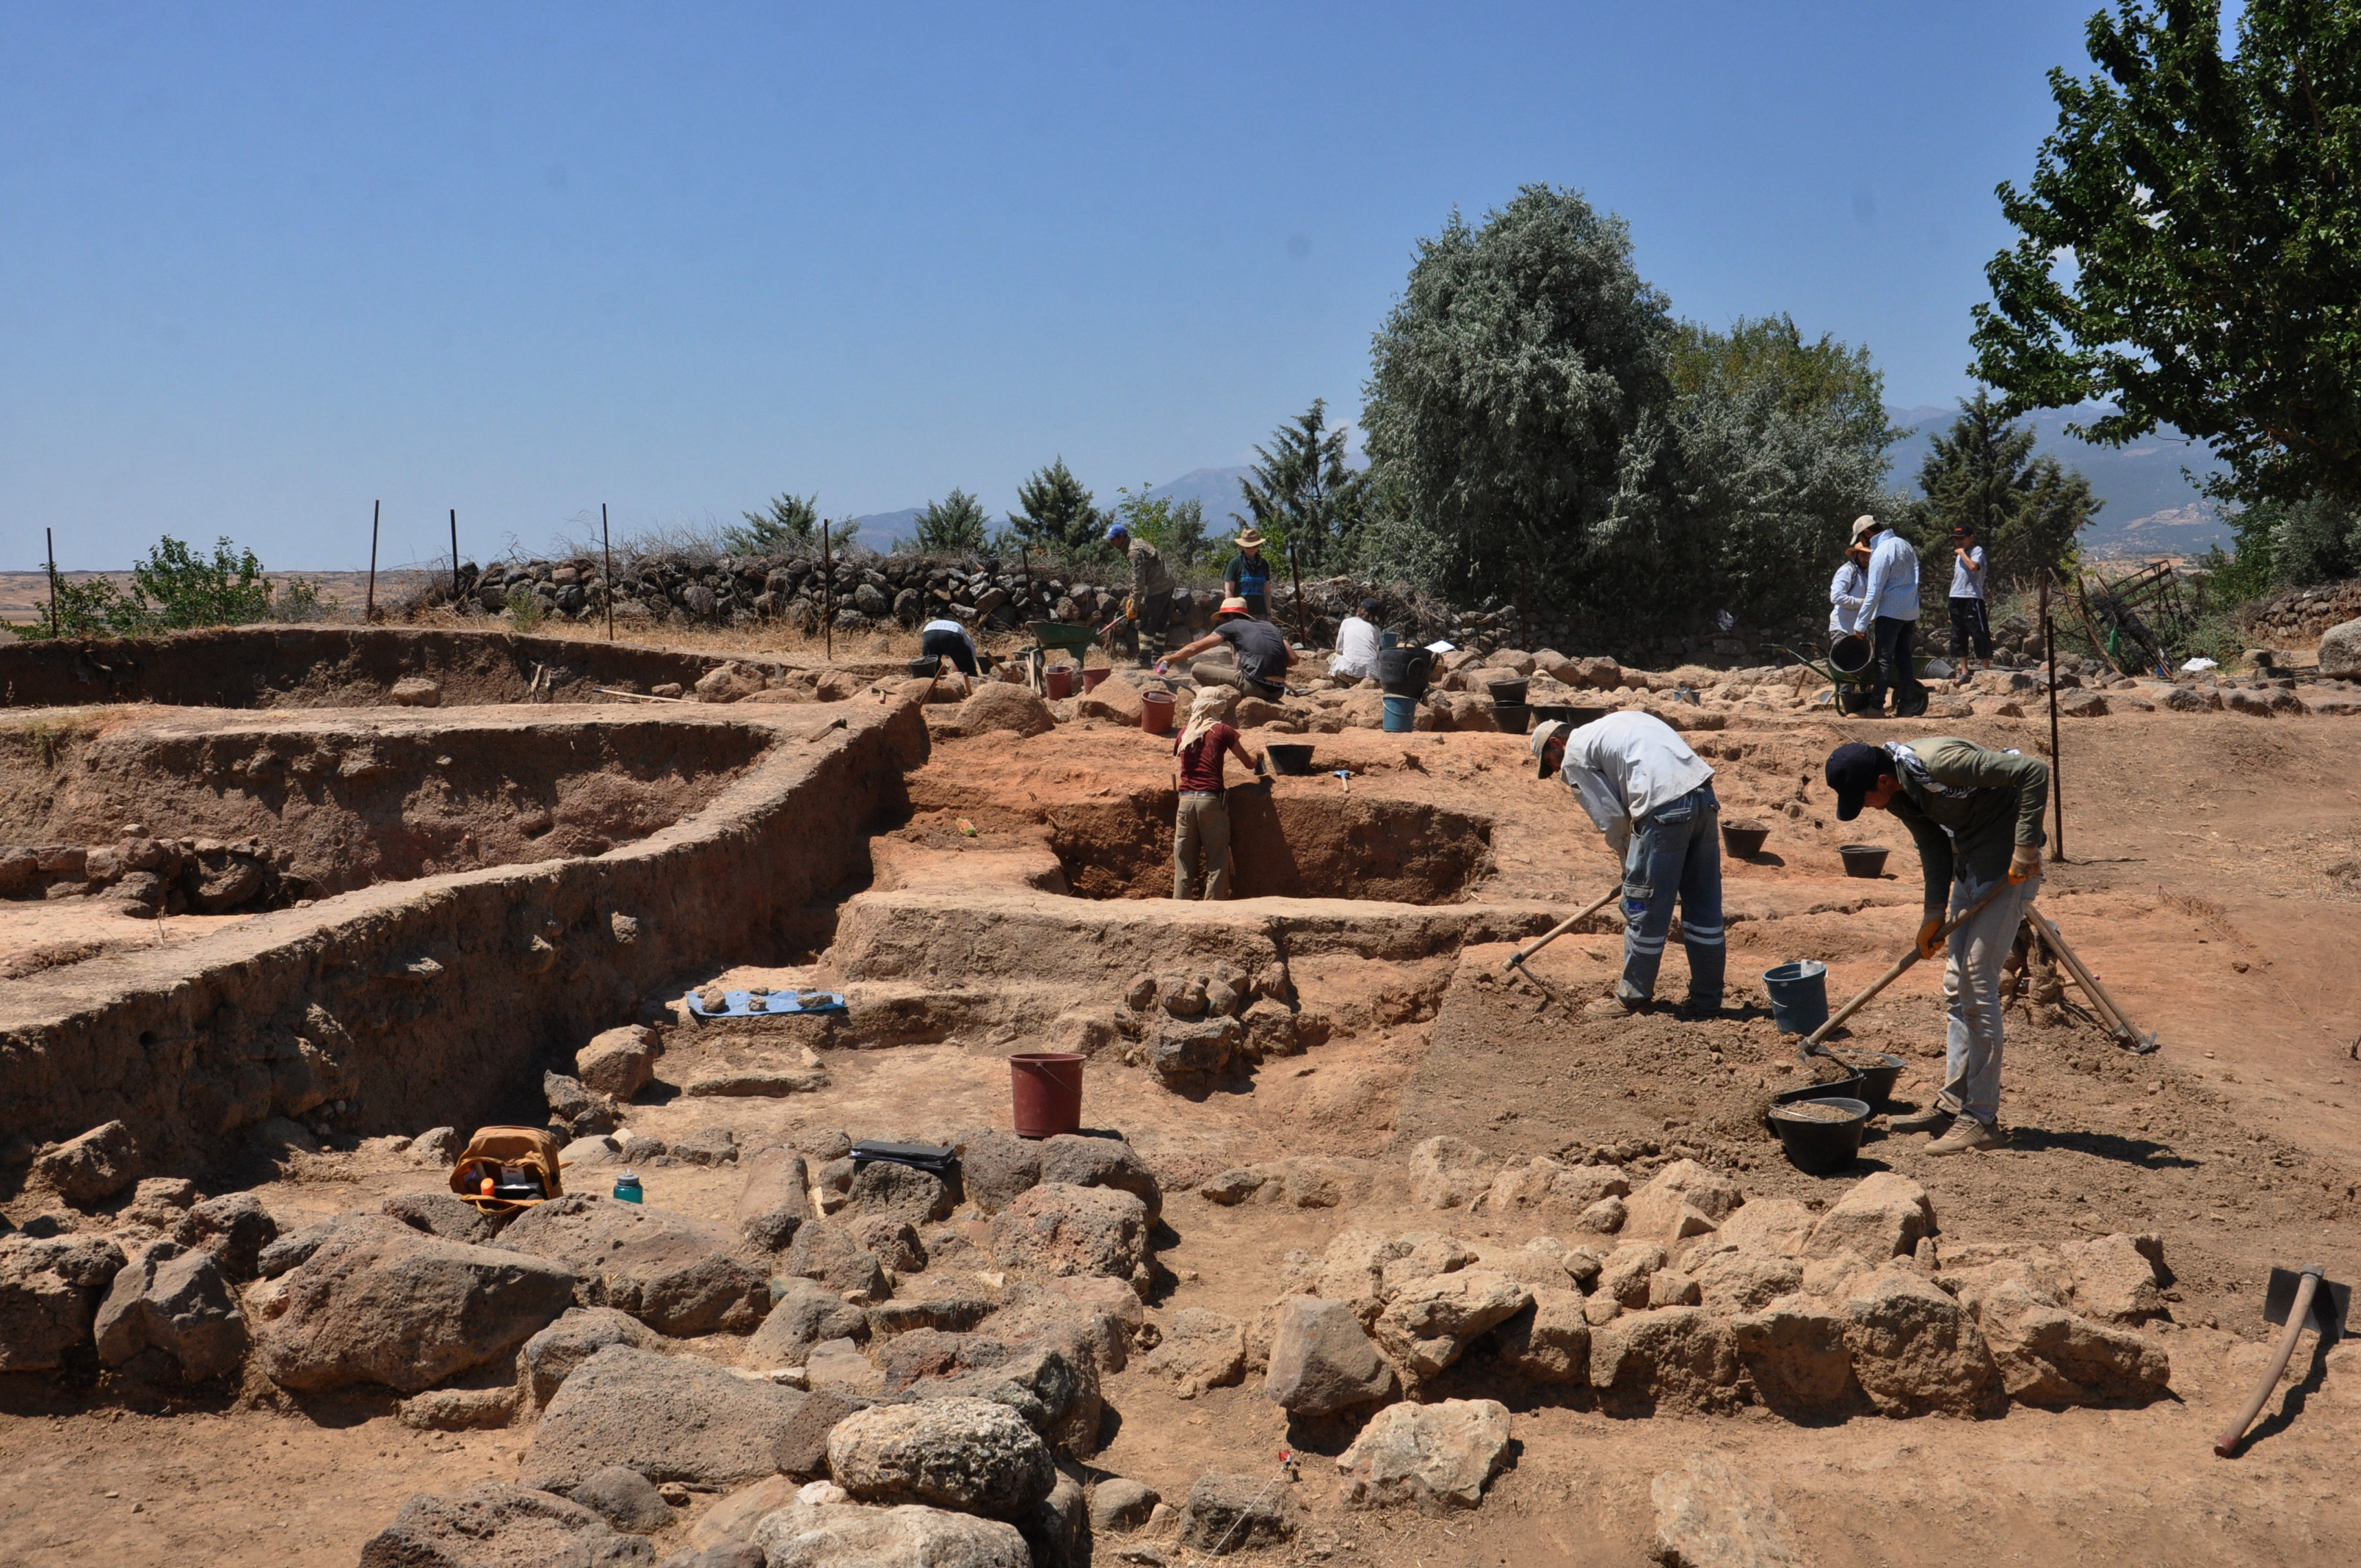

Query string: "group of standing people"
[1827, 514, 1996, 716]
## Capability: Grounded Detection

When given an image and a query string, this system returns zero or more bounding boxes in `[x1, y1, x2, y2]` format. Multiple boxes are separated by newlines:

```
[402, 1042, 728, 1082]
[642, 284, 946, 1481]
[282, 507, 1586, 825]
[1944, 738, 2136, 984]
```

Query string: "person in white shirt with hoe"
[1531, 711, 1724, 1020]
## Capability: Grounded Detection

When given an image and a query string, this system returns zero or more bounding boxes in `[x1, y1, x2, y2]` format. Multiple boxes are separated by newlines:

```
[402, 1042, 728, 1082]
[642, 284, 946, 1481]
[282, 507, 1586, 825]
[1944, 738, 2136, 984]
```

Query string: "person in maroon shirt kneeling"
[1171, 689, 1264, 899]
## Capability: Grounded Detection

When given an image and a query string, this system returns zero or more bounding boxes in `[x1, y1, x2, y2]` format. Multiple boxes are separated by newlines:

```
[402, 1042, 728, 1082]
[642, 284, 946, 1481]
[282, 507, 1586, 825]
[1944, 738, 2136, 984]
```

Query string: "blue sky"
[5, 3, 2108, 569]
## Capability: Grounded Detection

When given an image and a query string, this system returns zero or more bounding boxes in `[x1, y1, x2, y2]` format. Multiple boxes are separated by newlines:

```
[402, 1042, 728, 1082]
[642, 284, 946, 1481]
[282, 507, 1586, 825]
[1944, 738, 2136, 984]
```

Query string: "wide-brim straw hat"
[1214, 596, 1252, 620]
[1233, 529, 1267, 551]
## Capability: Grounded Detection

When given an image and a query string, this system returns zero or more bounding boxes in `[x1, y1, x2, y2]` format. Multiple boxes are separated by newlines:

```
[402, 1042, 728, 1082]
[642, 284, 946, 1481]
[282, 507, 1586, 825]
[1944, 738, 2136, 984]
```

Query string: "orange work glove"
[1915, 917, 1946, 961]
[2008, 844, 2042, 883]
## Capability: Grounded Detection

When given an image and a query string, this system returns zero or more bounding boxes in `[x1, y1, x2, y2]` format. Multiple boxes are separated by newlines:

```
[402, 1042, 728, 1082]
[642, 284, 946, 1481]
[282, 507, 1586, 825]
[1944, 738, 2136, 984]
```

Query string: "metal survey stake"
[602, 504, 614, 641]
[366, 500, 380, 624]
[449, 508, 460, 603]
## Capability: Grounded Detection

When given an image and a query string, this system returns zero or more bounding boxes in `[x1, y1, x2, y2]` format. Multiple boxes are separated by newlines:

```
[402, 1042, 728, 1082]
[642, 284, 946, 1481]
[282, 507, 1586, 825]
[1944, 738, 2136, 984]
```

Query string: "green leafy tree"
[130, 536, 278, 628]
[1236, 399, 1364, 570]
[913, 488, 990, 554]
[728, 493, 855, 554]
[1007, 460, 1106, 551]
[1910, 392, 2100, 587]
[11, 576, 133, 640]
[1671, 314, 1892, 455]
[1970, 0, 2361, 507]
[1360, 184, 1676, 615]
[1111, 485, 1209, 570]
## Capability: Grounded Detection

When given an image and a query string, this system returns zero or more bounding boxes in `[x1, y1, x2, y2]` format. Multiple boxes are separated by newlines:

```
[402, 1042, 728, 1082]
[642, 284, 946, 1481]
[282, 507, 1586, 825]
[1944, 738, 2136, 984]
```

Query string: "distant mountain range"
[1886, 404, 2227, 560]
[847, 407, 2227, 561]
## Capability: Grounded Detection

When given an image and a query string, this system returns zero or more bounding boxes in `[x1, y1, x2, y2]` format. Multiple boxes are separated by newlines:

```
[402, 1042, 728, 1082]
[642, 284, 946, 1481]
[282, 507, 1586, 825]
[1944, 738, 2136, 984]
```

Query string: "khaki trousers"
[1174, 792, 1232, 900]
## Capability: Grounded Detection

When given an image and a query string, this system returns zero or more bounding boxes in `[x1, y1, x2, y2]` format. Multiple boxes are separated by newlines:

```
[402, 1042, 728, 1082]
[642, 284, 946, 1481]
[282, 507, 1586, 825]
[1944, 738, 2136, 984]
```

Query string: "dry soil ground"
[3, 678, 2360, 1566]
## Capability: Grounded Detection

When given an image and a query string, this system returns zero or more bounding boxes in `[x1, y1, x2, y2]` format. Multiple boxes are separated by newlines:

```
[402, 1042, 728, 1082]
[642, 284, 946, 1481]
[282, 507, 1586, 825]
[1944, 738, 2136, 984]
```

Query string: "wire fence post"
[45, 527, 59, 638]
[2042, 571, 2065, 863]
[820, 520, 833, 662]
[602, 504, 615, 642]
[364, 501, 380, 625]
[449, 508, 460, 606]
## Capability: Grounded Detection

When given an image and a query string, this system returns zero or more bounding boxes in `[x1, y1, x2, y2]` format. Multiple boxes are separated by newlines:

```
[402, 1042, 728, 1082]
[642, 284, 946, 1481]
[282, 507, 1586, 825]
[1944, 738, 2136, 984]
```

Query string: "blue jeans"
[1617, 784, 1724, 1006]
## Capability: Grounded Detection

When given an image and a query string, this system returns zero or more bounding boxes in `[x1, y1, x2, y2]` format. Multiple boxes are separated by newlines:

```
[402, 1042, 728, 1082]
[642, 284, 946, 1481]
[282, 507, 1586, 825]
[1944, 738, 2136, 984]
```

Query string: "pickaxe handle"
[1505, 888, 1621, 971]
[2216, 1264, 2322, 1458]
[1800, 878, 2014, 1055]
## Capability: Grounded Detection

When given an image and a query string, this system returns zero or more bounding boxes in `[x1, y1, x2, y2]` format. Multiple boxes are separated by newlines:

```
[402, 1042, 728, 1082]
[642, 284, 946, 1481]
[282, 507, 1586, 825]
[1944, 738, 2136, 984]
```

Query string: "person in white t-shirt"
[1330, 598, 1384, 681]
[1946, 524, 1995, 674]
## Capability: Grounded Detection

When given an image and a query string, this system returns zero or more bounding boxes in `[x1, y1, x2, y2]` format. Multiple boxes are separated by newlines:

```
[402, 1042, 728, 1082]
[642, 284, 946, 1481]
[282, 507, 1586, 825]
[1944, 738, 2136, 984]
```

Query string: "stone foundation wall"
[0, 697, 928, 1176]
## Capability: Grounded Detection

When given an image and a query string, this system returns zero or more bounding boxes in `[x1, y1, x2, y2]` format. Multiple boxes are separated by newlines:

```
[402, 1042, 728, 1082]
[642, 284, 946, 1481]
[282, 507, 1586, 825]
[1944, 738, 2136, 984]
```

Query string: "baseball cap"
[1531, 719, 1573, 780]
[1825, 741, 1887, 821]
[1849, 515, 1882, 544]
[1106, 523, 1129, 540]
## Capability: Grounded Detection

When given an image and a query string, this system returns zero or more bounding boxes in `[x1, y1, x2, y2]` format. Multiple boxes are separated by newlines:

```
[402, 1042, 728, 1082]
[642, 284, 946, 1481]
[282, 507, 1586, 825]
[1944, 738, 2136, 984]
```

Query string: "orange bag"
[449, 1125, 567, 1213]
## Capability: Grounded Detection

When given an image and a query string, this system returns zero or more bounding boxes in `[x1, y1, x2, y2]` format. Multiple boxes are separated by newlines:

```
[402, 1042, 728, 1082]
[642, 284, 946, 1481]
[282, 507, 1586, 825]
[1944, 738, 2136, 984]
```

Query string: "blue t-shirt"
[1225, 551, 1271, 598]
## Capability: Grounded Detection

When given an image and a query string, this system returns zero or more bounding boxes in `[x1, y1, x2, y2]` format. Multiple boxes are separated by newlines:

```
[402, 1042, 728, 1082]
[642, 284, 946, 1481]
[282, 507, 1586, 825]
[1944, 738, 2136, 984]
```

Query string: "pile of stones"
[0, 830, 291, 913]
[1109, 962, 1310, 1084]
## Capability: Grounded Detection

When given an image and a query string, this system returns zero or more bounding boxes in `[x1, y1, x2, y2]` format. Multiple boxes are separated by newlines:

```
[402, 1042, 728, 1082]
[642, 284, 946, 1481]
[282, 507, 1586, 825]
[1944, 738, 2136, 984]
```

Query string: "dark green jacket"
[1886, 736, 2049, 912]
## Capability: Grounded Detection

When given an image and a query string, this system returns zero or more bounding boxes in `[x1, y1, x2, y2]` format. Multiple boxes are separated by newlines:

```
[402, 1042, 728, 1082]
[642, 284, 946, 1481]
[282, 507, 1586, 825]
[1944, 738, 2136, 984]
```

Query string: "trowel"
[2215, 1263, 2350, 1457]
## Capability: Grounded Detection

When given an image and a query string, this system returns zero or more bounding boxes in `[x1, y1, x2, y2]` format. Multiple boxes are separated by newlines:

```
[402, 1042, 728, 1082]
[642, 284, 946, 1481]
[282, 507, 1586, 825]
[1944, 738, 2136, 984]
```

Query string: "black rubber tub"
[1839, 843, 1890, 878]
[1485, 677, 1530, 706]
[1722, 820, 1771, 857]
[1266, 743, 1316, 776]
[1825, 1048, 1906, 1106]
[1767, 1096, 1873, 1175]
[1491, 703, 1532, 733]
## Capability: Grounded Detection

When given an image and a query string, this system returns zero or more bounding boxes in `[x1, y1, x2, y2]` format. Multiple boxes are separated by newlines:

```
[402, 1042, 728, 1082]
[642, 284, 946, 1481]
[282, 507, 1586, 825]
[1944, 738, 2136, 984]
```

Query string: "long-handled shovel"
[2216, 1264, 2349, 1457]
[1798, 879, 2014, 1058]
[2024, 908, 2159, 1053]
[1504, 887, 1622, 974]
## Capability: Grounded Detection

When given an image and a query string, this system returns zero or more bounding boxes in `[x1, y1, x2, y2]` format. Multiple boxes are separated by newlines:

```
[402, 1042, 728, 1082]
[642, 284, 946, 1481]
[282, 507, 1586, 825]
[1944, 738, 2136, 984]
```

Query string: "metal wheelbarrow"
[1774, 637, 1951, 714]
[1024, 620, 1102, 695]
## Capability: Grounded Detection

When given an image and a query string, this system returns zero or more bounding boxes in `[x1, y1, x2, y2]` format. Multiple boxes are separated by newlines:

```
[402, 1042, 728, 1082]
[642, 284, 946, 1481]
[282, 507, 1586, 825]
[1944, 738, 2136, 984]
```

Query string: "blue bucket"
[1382, 693, 1418, 733]
[1761, 960, 1829, 1036]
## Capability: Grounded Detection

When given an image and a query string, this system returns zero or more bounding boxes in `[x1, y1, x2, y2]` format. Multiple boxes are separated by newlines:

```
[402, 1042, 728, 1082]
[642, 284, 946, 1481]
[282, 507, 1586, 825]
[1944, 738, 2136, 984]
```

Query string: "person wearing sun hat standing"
[1822, 736, 2047, 1155]
[1224, 529, 1274, 620]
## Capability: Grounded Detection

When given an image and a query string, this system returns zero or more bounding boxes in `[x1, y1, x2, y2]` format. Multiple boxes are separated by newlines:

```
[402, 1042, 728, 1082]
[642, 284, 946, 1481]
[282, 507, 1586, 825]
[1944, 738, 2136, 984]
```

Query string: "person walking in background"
[1530, 711, 1724, 1020]
[1823, 736, 2047, 1155]
[1223, 529, 1274, 620]
[1947, 523, 1994, 676]
[1857, 515, 1926, 718]
[1330, 596, 1384, 682]
[1104, 520, 1175, 669]
[1170, 689, 1263, 900]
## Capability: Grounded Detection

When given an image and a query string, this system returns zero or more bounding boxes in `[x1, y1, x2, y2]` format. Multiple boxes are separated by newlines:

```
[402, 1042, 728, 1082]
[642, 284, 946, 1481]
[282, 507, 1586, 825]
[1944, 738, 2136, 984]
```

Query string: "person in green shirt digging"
[1824, 737, 2048, 1155]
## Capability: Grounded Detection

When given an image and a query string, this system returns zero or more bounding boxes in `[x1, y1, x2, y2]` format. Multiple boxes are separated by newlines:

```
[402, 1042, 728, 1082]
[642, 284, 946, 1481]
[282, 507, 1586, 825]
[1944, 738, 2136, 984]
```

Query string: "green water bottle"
[613, 1169, 643, 1204]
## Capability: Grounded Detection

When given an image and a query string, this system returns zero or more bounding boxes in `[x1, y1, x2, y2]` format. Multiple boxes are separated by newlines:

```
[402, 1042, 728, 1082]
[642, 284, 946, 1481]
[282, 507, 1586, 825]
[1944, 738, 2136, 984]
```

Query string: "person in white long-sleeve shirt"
[1330, 598, 1384, 681]
[1856, 515, 1926, 717]
[1531, 711, 1724, 1020]
[1828, 523, 1873, 638]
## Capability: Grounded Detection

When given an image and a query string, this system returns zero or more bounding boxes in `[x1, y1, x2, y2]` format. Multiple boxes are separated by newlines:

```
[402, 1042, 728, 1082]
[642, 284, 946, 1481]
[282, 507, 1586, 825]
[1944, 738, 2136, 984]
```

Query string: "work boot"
[1585, 995, 1644, 1017]
[1925, 1117, 2006, 1156]
[1888, 1103, 1954, 1134]
[1672, 996, 1722, 1022]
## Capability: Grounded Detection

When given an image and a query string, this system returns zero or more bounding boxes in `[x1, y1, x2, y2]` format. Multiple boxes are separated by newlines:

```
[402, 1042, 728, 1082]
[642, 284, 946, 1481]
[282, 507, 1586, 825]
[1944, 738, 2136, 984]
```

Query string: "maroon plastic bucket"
[1082, 667, 1112, 694]
[1010, 1053, 1085, 1139]
[1044, 666, 1078, 700]
[1140, 690, 1176, 735]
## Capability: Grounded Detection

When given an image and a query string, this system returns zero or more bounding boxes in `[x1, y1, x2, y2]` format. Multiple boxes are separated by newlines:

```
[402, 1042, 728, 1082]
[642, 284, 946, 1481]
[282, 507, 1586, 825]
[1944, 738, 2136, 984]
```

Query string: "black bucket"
[907, 656, 943, 679]
[1761, 960, 1829, 1036]
[1531, 704, 1610, 730]
[1830, 633, 1873, 678]
[1266, 743, 1316, 776]
[1486, 678, 1530, 706]
[1491, 703, 1532, 733]
[1378, 647, 1434, 696]
[1827, 1048, 1905, 1106]
[1767, 1096, 1872, 1175]
[1722, 820, 1771, 858]
[1838, 844, 1890, 879]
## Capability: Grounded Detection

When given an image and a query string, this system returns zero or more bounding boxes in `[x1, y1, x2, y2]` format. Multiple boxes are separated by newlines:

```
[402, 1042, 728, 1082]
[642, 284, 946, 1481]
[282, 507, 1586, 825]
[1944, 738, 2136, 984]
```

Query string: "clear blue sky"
[4, 2, 2107, 570]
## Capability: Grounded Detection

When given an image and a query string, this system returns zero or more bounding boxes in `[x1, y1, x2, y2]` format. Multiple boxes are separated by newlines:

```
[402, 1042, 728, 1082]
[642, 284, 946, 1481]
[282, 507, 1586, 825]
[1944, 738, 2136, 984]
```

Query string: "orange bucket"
[1140, 689, 1175, 735]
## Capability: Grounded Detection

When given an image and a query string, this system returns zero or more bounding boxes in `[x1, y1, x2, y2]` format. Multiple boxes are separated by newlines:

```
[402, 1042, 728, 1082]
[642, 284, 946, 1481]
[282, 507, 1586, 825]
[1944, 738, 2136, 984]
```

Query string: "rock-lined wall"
[2241, 577, 2361, 647]
[0, 698, 928, 1176]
